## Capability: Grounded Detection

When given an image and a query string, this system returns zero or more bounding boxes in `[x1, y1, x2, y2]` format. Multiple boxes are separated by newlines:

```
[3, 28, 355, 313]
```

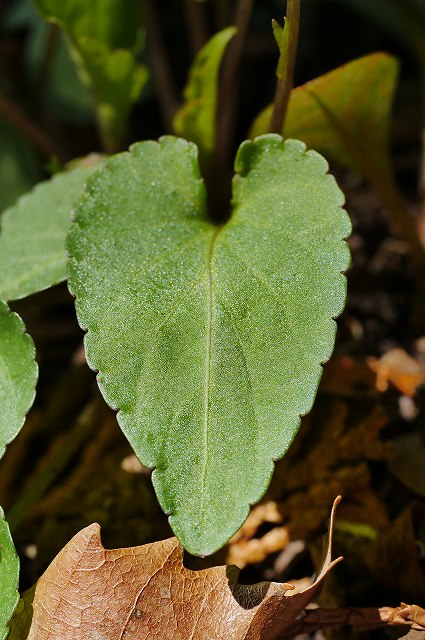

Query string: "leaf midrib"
[199, 226, 222, 521]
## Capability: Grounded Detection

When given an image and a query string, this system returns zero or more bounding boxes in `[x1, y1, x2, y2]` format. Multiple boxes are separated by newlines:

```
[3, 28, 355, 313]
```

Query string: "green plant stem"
[270, 0, 301, 134]
[6, 400, 102, 532]
[0, 93, 69, 164]
[183, 0, 208, 55]
[143, 0, 180, 132]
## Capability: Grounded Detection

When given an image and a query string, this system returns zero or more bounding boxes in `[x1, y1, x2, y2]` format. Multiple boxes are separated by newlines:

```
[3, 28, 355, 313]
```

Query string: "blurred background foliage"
[0, 0, 424, 201]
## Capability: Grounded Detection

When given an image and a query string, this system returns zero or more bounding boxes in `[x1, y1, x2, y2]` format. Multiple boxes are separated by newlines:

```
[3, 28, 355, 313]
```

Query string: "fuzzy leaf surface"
[250, 52, 398, 175]
[20, 499, 341, 639]
[173, 27, 236, 165]
[0, 300, 37, 459]
[0, 508, 19, 640]
[67, 135, 350, 555]
[0, 158, 104, 301]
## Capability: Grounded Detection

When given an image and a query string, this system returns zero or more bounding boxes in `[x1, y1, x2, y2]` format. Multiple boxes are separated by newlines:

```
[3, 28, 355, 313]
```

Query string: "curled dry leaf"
[387, 604, 425, 630]
[231, 501, 283, 541]
[227, 501, 289, 569]
[367, 348, 425, 396]
[21, 500, 342, 639]
[227, 526, 290, 570]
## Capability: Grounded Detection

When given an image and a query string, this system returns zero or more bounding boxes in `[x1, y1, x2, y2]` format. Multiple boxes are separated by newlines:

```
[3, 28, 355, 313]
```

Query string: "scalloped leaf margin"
[0, 507, 20, 640]
[0, 299, 38, 459]
[0, 158, 105, 302]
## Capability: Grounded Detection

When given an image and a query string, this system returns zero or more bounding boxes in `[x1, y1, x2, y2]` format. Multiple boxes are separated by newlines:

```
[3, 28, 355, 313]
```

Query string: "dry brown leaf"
[366, 503, 425, 599]
[22, 500, 342, 639]
[321, 355, 376, 395]
[267, 400, 391, 541]
[397, 631, 425, 640]
[367, 348, 425, 396]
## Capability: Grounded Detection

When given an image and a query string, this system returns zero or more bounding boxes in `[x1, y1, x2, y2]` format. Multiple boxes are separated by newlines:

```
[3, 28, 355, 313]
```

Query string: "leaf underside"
[0, 160, 104, 301]
[67, 135, 350, 555]
[0, 508, 20, 640]
[0, 299, 38, 460]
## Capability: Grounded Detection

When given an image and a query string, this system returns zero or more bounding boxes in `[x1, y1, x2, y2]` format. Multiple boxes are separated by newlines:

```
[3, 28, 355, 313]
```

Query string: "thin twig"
[183, 0, 209, 55]
[143, 0, 180, 132]
[0, 93, 69, 164]
[270, 0, 301, 134]
[279, 604, 425, 638]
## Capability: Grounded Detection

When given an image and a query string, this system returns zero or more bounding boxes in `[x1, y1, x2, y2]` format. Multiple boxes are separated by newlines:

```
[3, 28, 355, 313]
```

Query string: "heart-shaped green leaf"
[173, 27, 236, 167]
[0, 158, 104, 301]
[250, 52, 398, 177]
[0, 508, 19, 640]
[0, 300, 37, 459]
[67, 135, 350, 555]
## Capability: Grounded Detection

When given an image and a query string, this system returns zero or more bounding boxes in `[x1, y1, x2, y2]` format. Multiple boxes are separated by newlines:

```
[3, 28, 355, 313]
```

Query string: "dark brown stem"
[143, 0, 180, 132]
[36, 23, 59, 94]
[183, 0, 209, 55]
[415, 57, 425, 245]
[270, 0, 301, 134]
[212, 0, 253, 217]
[0, 93, 69, 164]
[215, 0, 253, 165]
[212, 0, 231, 29]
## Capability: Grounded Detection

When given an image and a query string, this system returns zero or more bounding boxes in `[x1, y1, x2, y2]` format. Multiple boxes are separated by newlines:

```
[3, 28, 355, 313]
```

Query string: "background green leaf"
[33, 0, 148, 150]
[4, 0, 94, 125]
[67, 135, 350, 555]
[339, 0, 425, 65]
[32, 0, 141, 50]
[0, 508, 20, 640]
[0, 119, 41, 213]
[0, 299, 37, 460]
[250, 52, 398, 177]
[173, 27, 236, 168]
[0, 157, 104, 301]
